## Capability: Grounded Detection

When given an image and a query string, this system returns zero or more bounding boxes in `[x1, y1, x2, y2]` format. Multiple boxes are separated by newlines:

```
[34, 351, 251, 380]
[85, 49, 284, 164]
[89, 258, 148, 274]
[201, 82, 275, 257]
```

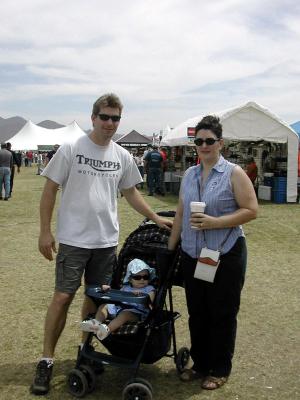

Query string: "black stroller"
[67, 211, 189, 400]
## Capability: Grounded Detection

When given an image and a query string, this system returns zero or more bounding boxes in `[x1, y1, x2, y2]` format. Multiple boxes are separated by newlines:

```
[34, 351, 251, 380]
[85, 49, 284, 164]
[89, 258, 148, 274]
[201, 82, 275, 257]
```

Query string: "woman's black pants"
[181, 237, 247, 377]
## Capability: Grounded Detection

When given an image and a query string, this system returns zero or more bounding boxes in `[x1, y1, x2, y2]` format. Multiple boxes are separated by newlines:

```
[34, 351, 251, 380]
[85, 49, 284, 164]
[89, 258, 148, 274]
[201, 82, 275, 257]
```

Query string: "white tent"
[161, 101, 299, 202]
[9, 120, 86, 150]
[161, 125, 172, 138]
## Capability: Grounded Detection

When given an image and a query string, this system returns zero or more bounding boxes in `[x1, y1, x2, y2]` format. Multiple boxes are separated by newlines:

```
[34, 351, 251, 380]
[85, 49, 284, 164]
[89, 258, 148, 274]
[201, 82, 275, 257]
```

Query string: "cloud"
[0, 0, 299, 132]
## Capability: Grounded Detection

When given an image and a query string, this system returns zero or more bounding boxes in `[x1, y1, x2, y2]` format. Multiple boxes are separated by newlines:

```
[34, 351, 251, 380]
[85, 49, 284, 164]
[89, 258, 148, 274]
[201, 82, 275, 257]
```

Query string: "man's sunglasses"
[131, 274, 150, 281]
[98, 114, 121, 122]
[194, 138, 220, 146]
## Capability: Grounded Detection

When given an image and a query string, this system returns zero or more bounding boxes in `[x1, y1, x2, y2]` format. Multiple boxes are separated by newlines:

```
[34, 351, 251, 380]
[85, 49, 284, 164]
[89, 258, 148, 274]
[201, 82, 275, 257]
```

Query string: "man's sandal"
[180, 368, 203, 382]
[201, 375, 228, 390]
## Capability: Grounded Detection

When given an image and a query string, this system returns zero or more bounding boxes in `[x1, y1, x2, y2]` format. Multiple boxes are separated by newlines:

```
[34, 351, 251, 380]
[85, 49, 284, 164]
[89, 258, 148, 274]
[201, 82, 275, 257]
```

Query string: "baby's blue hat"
[123, 258, 156, 284]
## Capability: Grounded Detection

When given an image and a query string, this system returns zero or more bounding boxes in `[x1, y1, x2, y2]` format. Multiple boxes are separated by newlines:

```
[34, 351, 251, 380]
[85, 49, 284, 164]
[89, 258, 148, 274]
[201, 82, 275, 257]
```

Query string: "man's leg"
[9, 165, 15, 196]
[148, 169, 155, 195]
[43, 291, 75, 358]
[3, 169, 11, 200]
[81, 246, 116, 343]
[0, 168, 4, 199]
[31, 291, 75, 395]
[31, 244, 87, 395]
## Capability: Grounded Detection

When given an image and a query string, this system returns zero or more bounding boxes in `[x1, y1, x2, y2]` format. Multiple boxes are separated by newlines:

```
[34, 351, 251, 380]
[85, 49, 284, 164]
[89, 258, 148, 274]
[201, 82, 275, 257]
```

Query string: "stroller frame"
[67, 211, 190, 400]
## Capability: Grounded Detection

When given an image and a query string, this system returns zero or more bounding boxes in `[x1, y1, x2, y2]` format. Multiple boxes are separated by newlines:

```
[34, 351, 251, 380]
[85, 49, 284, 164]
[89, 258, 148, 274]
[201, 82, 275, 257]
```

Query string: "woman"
[168, 115, 258, 390]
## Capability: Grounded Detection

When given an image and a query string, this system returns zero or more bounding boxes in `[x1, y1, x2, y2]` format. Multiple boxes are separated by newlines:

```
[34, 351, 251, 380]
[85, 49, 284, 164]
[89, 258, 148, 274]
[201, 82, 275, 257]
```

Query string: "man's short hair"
[1, 143, 7, 149]
[92, 93, 123, 116]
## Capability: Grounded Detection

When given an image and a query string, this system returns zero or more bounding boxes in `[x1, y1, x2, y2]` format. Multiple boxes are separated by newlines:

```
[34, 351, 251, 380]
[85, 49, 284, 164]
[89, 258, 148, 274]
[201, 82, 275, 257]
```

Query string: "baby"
[81, 259, 156, 340]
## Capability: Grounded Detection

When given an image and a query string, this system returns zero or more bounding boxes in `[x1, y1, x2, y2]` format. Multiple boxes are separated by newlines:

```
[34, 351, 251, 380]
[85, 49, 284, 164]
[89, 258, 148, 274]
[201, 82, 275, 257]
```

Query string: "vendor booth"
[161, 101, 298, 203]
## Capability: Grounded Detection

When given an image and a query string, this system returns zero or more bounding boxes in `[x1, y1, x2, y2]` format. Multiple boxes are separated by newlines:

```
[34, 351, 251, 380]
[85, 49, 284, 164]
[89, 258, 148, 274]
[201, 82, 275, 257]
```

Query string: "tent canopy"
[8, 120, 86, 151]
[116, 130, 151, 145]
[161, 101, 298, 202]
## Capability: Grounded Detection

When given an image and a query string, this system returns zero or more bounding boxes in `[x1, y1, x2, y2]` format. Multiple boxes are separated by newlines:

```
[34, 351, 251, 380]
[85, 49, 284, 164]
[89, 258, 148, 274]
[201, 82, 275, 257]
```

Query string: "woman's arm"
[168, 197, 184, 250]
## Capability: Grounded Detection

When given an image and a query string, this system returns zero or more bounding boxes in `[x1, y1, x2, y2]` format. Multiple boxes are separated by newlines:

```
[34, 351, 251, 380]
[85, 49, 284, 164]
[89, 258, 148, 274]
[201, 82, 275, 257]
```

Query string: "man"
[144, 145, 164, 196]
[143, 144, 152, 189]
[31, 93, 172, 395]
[0, 143, 13, 200]
[45, 144, 59, 165]
[6, 142, 21, 197]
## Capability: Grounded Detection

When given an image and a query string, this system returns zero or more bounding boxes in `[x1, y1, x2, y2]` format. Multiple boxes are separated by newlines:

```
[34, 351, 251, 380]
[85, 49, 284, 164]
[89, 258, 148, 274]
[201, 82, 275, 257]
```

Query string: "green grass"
[0, 167, 299, 399]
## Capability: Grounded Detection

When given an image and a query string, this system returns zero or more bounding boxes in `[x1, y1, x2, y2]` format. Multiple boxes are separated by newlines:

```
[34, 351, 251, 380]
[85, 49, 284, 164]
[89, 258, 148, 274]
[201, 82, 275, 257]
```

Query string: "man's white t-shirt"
[42, 135, 142, 249]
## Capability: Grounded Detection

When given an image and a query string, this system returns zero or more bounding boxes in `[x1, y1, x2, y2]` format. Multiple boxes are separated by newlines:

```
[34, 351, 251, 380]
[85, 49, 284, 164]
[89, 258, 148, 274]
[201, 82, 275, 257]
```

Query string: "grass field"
[0, 167, 299, 400]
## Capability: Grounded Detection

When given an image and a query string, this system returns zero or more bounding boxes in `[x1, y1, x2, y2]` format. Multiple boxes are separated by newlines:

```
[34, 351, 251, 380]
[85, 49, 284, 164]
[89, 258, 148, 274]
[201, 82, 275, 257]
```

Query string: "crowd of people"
[0, 143, 61, 200]
[0, 142, 21, 200]
[2, 93, 258, 396]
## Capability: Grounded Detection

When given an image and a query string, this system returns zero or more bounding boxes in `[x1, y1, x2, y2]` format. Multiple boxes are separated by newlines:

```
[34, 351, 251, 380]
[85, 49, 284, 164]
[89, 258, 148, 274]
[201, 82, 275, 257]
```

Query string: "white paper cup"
[190, 202, 206, 229]
[190, 201, 206, 213]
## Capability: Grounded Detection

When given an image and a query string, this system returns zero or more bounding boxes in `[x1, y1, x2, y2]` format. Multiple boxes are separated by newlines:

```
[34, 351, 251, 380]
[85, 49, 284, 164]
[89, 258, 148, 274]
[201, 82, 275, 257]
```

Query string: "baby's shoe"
[80, 318, 102, 333]
[96, 324, 110, 340]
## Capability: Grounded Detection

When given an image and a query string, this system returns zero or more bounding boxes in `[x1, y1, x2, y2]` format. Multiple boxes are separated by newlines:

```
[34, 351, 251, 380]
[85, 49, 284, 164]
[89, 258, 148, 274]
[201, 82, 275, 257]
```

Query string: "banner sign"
[187, 127, 196, 137]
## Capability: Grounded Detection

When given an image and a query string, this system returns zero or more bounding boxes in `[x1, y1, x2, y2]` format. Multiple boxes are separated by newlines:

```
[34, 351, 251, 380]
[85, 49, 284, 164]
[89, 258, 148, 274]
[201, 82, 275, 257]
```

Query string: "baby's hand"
[101, 285, 111, 292]
[134, 291, 142, 296]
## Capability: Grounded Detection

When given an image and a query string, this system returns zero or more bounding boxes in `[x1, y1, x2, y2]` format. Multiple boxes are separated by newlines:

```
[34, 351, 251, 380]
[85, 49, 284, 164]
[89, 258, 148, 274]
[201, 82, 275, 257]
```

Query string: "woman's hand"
[190, 212, 219, 230]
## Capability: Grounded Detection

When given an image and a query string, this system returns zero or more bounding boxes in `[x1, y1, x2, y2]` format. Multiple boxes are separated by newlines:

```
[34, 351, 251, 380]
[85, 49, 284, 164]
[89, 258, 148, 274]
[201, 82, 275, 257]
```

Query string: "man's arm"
[121, 186, 172, 230]
[39, 178, 60, 261]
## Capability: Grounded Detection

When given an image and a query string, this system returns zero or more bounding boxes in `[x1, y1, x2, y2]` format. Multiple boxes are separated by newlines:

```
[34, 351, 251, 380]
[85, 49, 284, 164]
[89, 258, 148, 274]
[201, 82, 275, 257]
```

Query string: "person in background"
[6, 142, 21, 198]
[159, 146, 168, 194]
[30, 93, 172, 396]
[168, 115, 258, 390]
[144, 145, 164, 196]
[0, 143, 13, 200]
[143, 144, 152, 190]
[245, 157, 258, 187]
[45, 144, 59, 166]
[27, 150, 33, 167]
[37, 152, 44, 175]
[134, 150, 145, 189]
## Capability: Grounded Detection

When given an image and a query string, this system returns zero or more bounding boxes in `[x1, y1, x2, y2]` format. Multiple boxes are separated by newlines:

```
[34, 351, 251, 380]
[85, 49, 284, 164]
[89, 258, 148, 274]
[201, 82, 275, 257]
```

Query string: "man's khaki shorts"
[55, 243, 117, 293]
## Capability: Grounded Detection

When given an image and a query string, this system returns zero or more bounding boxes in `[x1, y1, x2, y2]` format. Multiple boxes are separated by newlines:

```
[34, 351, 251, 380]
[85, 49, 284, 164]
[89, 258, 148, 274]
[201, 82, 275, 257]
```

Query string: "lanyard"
[196, 167, 232, 252]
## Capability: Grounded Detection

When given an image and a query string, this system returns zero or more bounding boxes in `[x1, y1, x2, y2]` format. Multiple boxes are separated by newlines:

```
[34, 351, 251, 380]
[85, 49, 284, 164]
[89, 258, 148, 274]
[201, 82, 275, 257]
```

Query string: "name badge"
[194, 247, 220, 283]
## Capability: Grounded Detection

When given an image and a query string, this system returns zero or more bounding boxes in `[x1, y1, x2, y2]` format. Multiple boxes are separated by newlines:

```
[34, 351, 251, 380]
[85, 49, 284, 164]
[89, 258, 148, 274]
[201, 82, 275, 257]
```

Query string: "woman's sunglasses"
[194, 138, 220, 146]
[98, 113, 121, 122]
[131, 274, 150, 281]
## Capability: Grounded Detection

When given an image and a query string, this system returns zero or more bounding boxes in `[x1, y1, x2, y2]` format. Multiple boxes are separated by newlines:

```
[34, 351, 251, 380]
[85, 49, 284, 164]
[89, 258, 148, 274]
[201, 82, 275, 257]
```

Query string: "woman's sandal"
[201, 375, 228, 390]
[180, 368, 203, 382]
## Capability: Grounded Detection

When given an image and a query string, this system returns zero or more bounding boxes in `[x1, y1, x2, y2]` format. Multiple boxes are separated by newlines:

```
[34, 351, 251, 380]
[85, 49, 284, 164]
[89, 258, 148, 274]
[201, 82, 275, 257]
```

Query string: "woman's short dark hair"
[195, 115, 222, 138]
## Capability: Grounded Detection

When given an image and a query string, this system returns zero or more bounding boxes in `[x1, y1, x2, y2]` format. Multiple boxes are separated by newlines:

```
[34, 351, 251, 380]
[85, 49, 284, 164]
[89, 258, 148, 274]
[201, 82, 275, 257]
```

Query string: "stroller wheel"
[125, 377, 153, 392]
[67, 369, 88, 398]
[176, 347, 190, 373]
[79, 364, 96, 393]
[122, 381, 153, 400]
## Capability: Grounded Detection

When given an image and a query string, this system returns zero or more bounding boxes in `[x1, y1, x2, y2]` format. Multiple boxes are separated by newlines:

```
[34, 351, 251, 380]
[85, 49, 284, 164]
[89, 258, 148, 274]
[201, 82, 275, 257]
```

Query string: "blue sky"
[0, 0, 299, 134]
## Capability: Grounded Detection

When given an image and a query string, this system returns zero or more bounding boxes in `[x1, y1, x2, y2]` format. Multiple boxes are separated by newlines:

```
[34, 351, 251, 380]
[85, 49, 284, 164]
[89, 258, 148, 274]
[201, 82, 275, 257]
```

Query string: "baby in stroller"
[80, 258, 156, 340]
